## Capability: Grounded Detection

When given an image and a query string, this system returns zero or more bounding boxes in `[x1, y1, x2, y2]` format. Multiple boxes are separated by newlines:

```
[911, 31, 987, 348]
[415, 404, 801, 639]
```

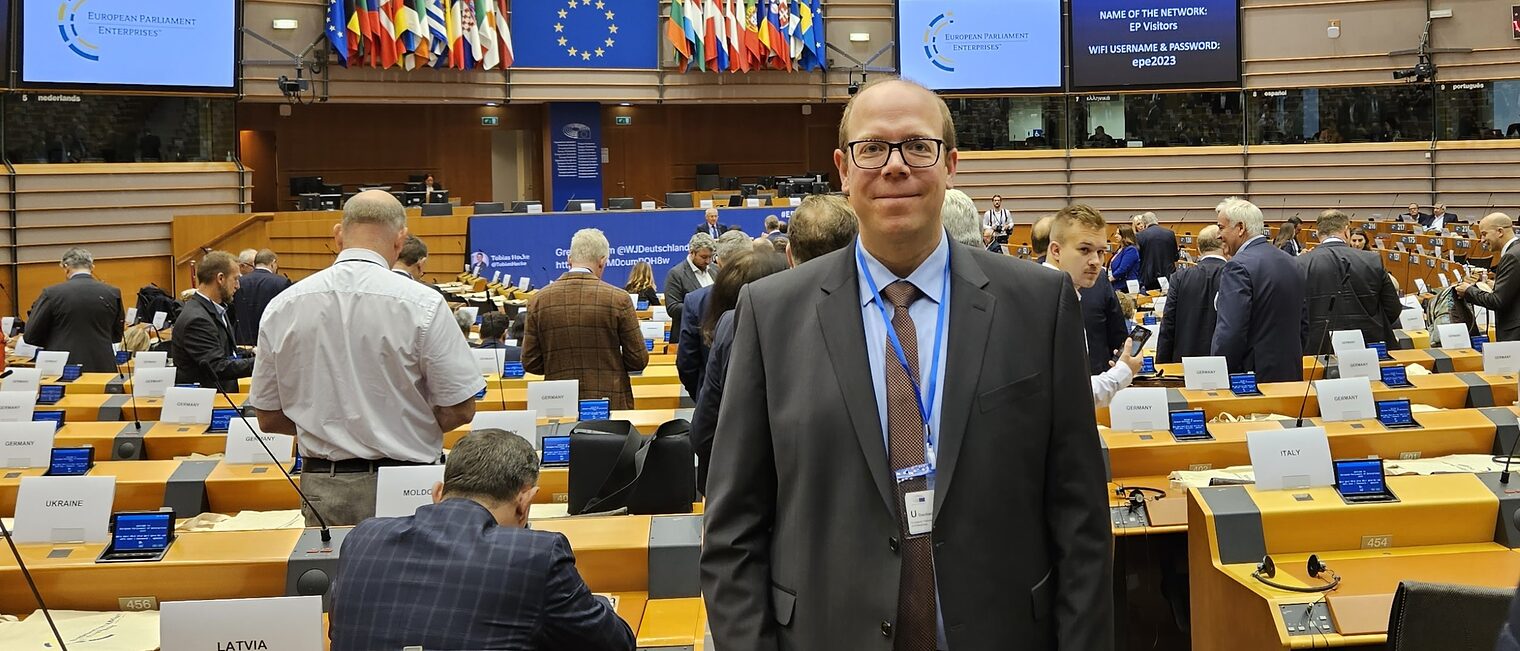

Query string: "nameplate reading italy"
[134, 351, 169, 369]
[35, 350, 70, 377]
[1314, 376, 1375, 423]
[1335, 348, 1380, 382]
[471, 410, 540, 447]
[160, 387, 215, 424]
[1181, 356, 1229, 390]
[1, 421, 55, 468]
[1485, 341, 1520, 375]
[12, 475, 115, 543]
[1245, 427, 1333, 490]
[1108, 387, 1168, 431]
[133, 367, 178, 398]
[528, 380, 579, 419]
[224, 420, 295, 465]
[159, 595, 324, 651]
[1, 367, 41, 394]
[374, 464, 446, 518]
[0, 391, 37, 423]
[1329, 330, 1365, 354]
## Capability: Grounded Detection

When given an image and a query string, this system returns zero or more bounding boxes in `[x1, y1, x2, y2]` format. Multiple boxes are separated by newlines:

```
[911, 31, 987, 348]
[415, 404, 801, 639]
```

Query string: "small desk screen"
[502, 361, 525, 379]
[1229, 372, 1259, 395]
[112, 513, 172, 551]
[208, 408, 238, 433]
[1376, 399, 1414, 426]
[115, 351, 131, 365]
[1169, 409, 1209, 440]
[542, 436, 570, 464]
[49, 447, 91, 475]
[34, 410, 65, 431]
[579, 399, 611, 421]
[1334, 459, 1386, 496]
[1369, 342, 1389, 360]
[1380, 365, 1410, 387]
[59, 365, 83, 382]
[1140, 356, 1156, 374]
[1473, 335, 1489, 352]
[37, 384, 65, 405]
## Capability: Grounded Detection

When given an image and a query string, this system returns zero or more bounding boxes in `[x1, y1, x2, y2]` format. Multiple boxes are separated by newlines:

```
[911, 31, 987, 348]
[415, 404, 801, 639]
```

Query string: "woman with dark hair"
[1275, 219, 1302, 256]
[1349, 227, 1372, 251]
[690, 249, 789, 492]
[1108, 225, 1140, 288]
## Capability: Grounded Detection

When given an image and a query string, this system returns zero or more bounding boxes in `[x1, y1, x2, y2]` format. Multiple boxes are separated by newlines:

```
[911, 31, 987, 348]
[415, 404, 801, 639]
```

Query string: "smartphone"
[1114, 324, 1153, 361]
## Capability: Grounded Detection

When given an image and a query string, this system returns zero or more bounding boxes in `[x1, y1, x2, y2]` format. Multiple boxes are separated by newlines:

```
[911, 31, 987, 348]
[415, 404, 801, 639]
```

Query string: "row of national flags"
[667, 0, 826, 72]
[325, 0, 514, 70]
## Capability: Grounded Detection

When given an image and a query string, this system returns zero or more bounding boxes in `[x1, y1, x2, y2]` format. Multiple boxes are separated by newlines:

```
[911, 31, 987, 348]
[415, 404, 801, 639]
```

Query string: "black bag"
[135, 284, 180, 328]
[567, 419, 695, 516]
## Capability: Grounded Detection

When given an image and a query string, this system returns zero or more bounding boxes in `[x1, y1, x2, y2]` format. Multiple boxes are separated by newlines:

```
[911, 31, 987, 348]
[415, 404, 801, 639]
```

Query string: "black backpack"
[135, 284, 180, 328]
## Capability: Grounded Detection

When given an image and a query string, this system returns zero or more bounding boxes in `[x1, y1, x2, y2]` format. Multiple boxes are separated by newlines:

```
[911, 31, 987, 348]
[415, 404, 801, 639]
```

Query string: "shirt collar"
[195, 290, 226, 316]
[68, 271, 92, 279]
[689, 259, 709, 276]
[857, 231, 950, 309]
[1243, 235, 1268, 250]
[336, 248, 388, 268]
[568, 267, 594, 275]
[1321, 236, 1345, 244]
[391, 267, 413, 279]
[1201, 253, 1227, 261]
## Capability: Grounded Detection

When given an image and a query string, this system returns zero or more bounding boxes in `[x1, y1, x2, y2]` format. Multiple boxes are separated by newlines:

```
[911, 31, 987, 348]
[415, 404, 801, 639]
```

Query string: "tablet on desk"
[1380, 365, 1412, 388]
[1333, 458, 1398, 504]
[59, 365, 83, 382]
[1375, 398, 1419, 429]
[33, 410, 66, 431]
[36, 384, 65, 405]
[47, 446, 93, 476]
[1368, 342, 1392, 361]
[1229, 372, 1262, 396]
[1138, 356, 1156, 375]
[541, 436, 570, 467]
[207, 408, 239, 433]
[1169, 408, 1212, 442]
[96, 510, 176, 563]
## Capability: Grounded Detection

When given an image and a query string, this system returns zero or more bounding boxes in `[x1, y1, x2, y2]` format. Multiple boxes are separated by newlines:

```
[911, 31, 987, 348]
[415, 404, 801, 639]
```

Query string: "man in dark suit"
[1400, 203, 1430, 224]
[1136, 212, 1180, 291]
[328, 428, 634, 650]
[1298, 210, 1404, 354]
[701, 79, 1112, 650]
[695, 207, 727, 238]
[475, 311, 522, 362]
[663, 233, 716, 325]
[1158, 225, 1228, 363]
[522, 229, 649, 410]
[22, 247, 124, 373]
[1458, 212, 1520, 341]
[230, 249, 291, 346]
[1212, 198, 1306, 383]
[677, 234, 752, 398]
[1422, 203, 1460, 231]
[172, 251, 255, 392]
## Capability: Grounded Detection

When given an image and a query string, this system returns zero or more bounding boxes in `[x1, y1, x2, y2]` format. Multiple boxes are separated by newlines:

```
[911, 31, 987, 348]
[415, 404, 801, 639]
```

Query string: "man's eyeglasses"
[846, 138, 945, 169]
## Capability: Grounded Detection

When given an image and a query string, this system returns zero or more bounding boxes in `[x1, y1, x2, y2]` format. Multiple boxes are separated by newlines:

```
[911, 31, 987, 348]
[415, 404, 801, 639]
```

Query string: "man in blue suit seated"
[475, 311, 523, 362]
[1211, 197, 1306, 383]
[328, 428, 635, 651]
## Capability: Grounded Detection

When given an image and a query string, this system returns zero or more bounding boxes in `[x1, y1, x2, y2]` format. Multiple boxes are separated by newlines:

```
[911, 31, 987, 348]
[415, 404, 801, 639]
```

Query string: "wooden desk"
[42, 393, 250, 424]
[0, 460, 181, 517]
[1099, 373, 1479, 426]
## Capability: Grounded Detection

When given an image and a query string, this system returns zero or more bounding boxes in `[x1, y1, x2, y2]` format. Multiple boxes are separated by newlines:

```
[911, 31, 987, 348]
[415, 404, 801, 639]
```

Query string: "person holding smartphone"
[1043, 205, 1142, 406]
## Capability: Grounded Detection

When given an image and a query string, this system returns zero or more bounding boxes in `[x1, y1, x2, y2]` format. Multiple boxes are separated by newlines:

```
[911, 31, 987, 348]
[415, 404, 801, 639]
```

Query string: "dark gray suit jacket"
[1298, 240, 1404, 354]
[663, 259, 704, 325]
[1212, 237, 1306, 383]
[1465, 240, 1520, 342]
[23, 274, 125, 373]
[1137, 226, 1180, 291]
[1157, 256, 1226, 363]
[700, 241, 1113, 650]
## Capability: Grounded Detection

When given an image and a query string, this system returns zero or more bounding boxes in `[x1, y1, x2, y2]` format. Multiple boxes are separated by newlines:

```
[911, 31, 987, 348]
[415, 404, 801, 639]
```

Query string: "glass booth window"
[945, 96, 1067, 151]
[1071, 91, 1242, 149]
[1437, 81, 1520, 140]
[3, 95, 236, 164]
[1248, 85, 1434, 144]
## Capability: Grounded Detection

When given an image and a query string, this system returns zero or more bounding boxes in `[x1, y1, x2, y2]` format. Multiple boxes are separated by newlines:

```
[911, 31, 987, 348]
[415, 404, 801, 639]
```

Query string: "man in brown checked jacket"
[522, 228, 650, 410]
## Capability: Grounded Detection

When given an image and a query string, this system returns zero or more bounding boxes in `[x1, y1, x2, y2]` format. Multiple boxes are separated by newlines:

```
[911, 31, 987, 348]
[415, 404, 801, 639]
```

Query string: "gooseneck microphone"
[201, 358, 332, 544]
[1500, 422, 1520, 485]
[114, 351, 143, 433]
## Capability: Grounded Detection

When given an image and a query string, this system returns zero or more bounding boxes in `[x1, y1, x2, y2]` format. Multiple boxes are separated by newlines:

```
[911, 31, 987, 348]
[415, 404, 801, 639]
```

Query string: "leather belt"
[303, 458, 434, 473]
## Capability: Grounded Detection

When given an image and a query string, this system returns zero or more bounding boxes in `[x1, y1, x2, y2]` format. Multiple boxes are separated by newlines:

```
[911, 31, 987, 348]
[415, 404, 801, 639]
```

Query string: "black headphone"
[1251, 554, 1341, 593]
[1114, 485, 1167, 514]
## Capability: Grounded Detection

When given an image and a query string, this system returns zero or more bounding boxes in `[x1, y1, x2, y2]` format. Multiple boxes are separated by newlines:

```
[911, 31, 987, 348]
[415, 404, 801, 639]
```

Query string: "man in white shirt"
[982, 194, 1011, 243]
[663, 232, 716, 324]
[1043, 204, 1141, 407]
[249, 190, 485, 526]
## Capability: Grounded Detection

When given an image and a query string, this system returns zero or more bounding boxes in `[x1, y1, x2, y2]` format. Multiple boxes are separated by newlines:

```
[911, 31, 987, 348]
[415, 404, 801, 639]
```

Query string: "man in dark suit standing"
[676, 233, 750, 398]
[172, 251, 255, 392]
[328, 428, 633, 650]
[1298, 210, 1404, 354]
[1158, 225, 1228, 363]
[522, 228, 649, 410]
[1212, 198, 1306, 383]
[663, 233, 716, 325]
[695, 207, 727, 238]
[230, 249, 291, 346]
[1458, 212, 1520, 341]
[1135, 212, 1180, 291]
[23, 247, 124, 373]
[701, 79, 1112, 651]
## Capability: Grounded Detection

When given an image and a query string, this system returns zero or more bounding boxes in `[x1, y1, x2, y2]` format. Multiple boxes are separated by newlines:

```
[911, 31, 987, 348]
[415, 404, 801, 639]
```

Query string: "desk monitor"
[1380, 365, 1412, 388]
[1229, 372, 1262, 397]
[510, 201, 542, 213]
[665, 192, 695, 209]
[812, 182, 831, 195]
[1332, 458, 1397, 503]
[402, 192, 425, 207]
[428, 191, 450, 204]
[208, 408, 240, 434]
[542, 435, 571, 467]
[1169, 408, 1212, 442]
[47, 446, 93, 476]
[727, 194, 745, 207]
[298, 193, 321, 211]
[97, 511, 176, 563]
[37, 384, 65, 405]
[34, 410, 66, 431]
[290, 176, 324, 196]
[473, 201, 506, 215]
[1369, 341, 1392, 360]
[420, 203, 453, 217]
[1375, 398, 1419, 429]
[607, 197, 636, 210]
[59, 365, 83, 383]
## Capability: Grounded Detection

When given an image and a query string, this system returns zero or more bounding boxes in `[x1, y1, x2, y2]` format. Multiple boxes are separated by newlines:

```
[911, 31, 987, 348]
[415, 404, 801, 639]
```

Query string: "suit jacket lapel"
[195, 294, 234, 355]
[816, 243, 897, 517]
[932, 245, 993, 519]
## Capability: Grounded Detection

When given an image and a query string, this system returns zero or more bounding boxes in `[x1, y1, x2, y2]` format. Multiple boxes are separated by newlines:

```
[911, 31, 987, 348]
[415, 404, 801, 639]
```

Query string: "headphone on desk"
[1114, 485, 1167, 514]
[1252, 554, 1341, 593]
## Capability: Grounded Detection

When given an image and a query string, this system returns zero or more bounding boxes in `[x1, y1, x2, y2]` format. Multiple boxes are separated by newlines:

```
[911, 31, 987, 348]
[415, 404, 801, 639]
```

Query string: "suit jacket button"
[888, 536, 900, 552]
[880, 621, 892, 637]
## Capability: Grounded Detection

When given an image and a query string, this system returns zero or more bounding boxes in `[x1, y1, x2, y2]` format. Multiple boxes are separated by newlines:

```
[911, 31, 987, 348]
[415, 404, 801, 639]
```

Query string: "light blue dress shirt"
[854, 231, 952, 650]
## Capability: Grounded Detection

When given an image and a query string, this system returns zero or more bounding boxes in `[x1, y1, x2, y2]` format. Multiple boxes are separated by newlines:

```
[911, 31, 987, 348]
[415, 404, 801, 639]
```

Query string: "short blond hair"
[1051, 204, 1107, 247]
[838, 78, 956, 154]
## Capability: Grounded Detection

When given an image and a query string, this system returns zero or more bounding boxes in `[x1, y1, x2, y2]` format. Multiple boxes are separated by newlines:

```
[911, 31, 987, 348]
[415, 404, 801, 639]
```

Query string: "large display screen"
[896, 0, 1062, 91]
[1069, 0, 1239, 89]
[20, 0, 237, 91]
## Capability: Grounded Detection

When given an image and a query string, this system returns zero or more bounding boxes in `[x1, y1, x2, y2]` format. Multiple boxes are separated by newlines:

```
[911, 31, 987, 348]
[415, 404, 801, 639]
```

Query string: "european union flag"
[512, 0, 658, 69]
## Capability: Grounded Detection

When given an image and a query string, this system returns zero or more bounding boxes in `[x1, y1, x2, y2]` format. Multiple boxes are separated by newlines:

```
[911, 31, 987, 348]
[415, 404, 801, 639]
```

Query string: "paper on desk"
[530, 502, 573, 520]
[178, 510, 304, 532]
[1209, 412, 1294, 423]
[1406, 364, 1431, 376]
[0, 609, 158, 650]
[1169, 466, 1255, 489]
[1385, 454, 1509, 476]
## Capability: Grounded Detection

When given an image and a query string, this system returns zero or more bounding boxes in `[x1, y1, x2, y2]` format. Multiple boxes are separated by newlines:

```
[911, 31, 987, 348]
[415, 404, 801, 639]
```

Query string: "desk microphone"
[200, 358, 332, 544]
[0, 515, 67, 650]
[1500, 418, 1520, 485]
[496, 351, 510, 414]
[1296, 267, 1340, 427]
[114, 351, 143, 433]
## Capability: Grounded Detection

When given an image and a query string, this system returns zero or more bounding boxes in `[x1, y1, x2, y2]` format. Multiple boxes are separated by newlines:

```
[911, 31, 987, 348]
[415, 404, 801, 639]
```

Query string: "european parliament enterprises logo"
[58, 0, 101, 61]
[923, 11, 1030, 73]
[923, 13, 954, 72]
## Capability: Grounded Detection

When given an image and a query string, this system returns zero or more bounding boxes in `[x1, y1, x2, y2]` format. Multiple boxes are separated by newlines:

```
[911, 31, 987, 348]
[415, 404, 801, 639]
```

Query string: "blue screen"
[645, 339, 655, 351]
[21, 0, 235, 89]
[208, 408, 237, 433]
[49, 447, 90, 475]
[1381, 365, 1410, 387]
[1335, 459, 1386, 496]
[1140, 356, 1156, 374]
[59, 365, 83, 382]
[637, 301, 649, 310]
[1376, 399, 1414, 426]
[1069, 0, 1239, 88]
[115, 350, 131, 365]
[1473, 335, 1489, 352]
[579, 399, 611, 421]
[897, 0, 1063, 91]
[1169, 409, 1208, 439]
[1369, 342, 1390, 360]
[502, 361, 525, 379]
[112, 513, 171, 551]
[34, 410, 65, 431]
[1229, 372, 1258, 395]
[542, 436, 570, 464]
[474, 386, 488, 401]
[37, 384, 65, 405]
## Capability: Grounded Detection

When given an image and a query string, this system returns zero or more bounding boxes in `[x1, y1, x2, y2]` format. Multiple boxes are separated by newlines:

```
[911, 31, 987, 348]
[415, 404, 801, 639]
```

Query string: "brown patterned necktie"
[881, 280, 937, 650]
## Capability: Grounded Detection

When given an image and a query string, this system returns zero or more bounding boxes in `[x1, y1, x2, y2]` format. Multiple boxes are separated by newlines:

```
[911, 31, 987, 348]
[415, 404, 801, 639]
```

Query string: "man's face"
[1131, 216, 1144, 231]
[992, 196, 1001, 209]
[1051, 225, 1106, 289]
[1216, 213, 1248, 255]
[1408, 204, 1419, 214]
[1434, 205, 1446, 216]
[983, 229, 994, 245]
[216, 268, 242, 302]
[1480, 220, 1510, 251]
[705, 210, 718, 226]
[691, 248, 713, 271]
[1350, 233, 1367, 249]
[834, 82, 957, 243]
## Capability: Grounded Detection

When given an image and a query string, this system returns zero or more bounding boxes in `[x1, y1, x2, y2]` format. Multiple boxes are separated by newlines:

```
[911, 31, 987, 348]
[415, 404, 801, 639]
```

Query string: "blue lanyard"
[856, 245, 950, 479]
